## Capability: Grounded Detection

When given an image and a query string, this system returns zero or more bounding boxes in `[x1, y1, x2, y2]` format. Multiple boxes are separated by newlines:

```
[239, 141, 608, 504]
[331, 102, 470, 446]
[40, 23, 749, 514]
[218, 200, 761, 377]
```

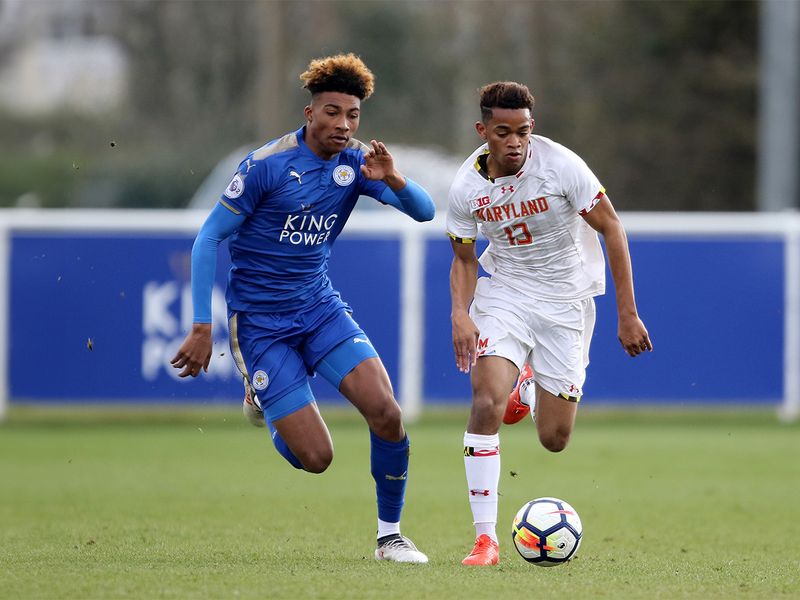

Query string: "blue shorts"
[228, 295, 378, 421]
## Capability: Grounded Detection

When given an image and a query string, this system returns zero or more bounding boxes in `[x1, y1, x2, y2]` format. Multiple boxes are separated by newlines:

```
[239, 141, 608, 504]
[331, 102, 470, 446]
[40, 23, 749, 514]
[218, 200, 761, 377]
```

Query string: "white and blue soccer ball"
[511, 497, 582, 566]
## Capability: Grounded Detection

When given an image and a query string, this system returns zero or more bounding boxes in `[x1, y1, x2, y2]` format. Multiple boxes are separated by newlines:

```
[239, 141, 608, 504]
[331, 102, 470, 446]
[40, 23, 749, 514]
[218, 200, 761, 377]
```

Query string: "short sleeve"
[559, 148, 604, 216]
[445, 181, 478, 243]
[219, 157, 269, 217]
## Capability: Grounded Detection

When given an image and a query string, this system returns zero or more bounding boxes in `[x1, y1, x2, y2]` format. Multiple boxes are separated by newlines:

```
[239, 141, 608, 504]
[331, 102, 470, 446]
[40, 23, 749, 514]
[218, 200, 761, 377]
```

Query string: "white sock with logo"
[519, 377, 536, 406]
[463, 432, 500, 543]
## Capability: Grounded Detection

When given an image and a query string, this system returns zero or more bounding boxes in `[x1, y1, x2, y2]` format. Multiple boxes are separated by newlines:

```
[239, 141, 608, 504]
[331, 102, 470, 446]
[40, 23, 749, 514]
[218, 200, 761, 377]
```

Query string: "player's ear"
[475, 121, 487, 141]
[531, 117, 536, 131]
[304, 104, 313, 122]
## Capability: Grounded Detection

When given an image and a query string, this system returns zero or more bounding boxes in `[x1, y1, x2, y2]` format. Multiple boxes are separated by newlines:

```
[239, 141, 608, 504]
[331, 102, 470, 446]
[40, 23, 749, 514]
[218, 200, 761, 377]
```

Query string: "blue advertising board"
[9, 232, 400, 404]
[8, 230, 786, 406]
[423, 235, 785, 404]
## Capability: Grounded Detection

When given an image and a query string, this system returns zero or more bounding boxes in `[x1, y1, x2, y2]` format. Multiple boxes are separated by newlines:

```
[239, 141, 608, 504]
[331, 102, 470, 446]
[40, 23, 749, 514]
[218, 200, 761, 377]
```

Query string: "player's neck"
[302, 129, 339, 161]
[487, 154, 517, 179]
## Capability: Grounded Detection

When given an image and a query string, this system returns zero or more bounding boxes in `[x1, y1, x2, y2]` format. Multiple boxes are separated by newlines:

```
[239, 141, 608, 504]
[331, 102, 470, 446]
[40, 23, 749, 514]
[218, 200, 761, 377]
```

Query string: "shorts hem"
[264, 383, 315, 422]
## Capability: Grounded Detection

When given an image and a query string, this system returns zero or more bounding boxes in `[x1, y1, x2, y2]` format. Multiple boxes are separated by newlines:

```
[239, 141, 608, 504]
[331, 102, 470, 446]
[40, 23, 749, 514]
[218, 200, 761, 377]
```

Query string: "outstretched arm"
[582, 194, 652, 357]
[379, 179, 436, 222]
[450, 239, 481, 373]
[170, 203, 246, 377]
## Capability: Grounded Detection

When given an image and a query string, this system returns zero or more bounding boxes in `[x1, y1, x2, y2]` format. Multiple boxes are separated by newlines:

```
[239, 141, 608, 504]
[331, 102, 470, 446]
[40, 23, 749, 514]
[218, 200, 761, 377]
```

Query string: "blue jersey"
[219, 126, 387, 313]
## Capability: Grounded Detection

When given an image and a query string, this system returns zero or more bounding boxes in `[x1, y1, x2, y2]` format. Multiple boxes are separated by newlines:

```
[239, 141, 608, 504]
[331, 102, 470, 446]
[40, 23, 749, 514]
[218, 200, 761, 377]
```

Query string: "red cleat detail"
[503, 364, 534, 425]
[462, 534, 499, 566]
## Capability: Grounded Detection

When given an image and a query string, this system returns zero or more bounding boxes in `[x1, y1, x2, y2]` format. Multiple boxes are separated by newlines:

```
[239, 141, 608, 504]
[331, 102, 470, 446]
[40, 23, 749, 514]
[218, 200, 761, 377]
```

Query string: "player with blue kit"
[171, 54, 434, 563]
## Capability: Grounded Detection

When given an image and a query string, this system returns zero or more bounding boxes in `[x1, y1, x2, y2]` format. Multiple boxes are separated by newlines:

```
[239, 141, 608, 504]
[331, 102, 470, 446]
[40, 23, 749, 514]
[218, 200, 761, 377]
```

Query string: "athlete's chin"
[328, 136, 349, 150]
[504, 156, 524, 172]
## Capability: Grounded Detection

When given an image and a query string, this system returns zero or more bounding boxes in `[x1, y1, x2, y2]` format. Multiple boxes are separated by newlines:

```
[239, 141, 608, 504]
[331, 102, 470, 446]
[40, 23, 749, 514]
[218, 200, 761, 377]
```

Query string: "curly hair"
[479, 81, 535, 122]
[299, 53, 375, 100]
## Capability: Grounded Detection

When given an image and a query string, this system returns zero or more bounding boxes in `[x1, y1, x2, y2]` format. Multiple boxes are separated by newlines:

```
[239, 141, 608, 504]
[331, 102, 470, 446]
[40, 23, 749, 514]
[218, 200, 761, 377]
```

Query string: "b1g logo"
[470, 195, 490, 210]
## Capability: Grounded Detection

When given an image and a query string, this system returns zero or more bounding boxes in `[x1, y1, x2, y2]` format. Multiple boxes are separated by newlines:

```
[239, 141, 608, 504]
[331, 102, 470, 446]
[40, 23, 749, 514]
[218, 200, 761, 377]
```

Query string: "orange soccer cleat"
[462, 534, 499, 566]
[503, 363, 534, 425]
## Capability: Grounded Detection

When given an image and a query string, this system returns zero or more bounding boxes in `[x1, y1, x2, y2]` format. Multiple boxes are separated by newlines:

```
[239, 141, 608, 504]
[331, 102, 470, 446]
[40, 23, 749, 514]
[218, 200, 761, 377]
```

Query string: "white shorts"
[469, 276, 596, 400]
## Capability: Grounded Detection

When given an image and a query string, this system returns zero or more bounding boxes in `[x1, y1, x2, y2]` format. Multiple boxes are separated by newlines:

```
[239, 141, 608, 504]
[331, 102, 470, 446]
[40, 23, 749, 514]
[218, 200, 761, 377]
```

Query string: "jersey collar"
[297, 125, 342, 163]
[473, 145, 532, 183]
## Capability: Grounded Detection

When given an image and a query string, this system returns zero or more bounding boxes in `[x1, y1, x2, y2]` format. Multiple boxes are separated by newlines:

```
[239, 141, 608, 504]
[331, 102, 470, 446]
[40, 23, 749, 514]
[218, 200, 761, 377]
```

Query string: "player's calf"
[534, 387, 578, 452]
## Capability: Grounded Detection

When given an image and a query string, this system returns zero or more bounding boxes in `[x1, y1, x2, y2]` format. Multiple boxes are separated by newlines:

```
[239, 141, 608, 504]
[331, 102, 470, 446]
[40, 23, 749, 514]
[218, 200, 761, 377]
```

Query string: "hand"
[618, 315, 652, 357]
[360, 140, 402, 186]
[170, 323, 213, 377]
[452, 311, 480, 373]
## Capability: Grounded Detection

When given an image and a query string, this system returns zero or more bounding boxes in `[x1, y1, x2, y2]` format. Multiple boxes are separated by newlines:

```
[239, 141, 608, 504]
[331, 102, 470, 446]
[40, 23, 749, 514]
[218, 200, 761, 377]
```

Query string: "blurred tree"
[0, 0, 759, 211]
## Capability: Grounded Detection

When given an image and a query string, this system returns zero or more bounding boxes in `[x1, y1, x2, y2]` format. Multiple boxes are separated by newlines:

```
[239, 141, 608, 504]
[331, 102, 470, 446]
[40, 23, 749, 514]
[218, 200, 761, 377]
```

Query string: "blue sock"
[266, 418, 304, 470]
[370, 430, 410, 523]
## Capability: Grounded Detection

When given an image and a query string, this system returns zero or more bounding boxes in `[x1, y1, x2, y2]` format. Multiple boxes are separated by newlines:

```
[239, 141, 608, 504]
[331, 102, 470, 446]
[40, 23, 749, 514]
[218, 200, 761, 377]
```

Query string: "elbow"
[413, 202, 436, 223]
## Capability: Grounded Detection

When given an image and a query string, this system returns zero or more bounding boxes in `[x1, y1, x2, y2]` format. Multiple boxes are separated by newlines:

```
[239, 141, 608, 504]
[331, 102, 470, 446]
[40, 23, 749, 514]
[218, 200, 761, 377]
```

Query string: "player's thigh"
[529, 298, 595, 401]
[272, 397, 333, 465]
[231, 312, 330, 454]
[338, 356, 395, 416]
[468, 356, 520, 434]
[338, 356, 405, 441]
[470, 277, 534, 358]
[230, 313, 308, 409]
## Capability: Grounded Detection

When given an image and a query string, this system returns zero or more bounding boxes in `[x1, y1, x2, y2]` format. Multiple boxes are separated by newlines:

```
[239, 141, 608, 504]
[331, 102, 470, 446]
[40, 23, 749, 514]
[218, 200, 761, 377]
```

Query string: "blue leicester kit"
[220, 127, 386, 315]
[191, 126, 431, 421]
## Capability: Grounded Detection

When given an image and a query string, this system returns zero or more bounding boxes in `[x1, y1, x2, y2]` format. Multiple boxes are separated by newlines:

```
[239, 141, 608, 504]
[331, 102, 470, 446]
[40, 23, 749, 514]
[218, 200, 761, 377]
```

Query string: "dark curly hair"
[300, 53, 375, 100]
[479, 81, 535, 122]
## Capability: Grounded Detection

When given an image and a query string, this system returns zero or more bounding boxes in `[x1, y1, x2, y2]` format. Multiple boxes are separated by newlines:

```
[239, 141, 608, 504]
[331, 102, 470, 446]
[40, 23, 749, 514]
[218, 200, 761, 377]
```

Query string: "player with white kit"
[447, 81, 652, 565]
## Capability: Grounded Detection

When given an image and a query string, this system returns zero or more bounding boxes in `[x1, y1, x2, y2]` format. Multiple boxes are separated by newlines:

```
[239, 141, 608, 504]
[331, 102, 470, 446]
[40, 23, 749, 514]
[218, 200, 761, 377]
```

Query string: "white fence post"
[780, 225, 800, 422]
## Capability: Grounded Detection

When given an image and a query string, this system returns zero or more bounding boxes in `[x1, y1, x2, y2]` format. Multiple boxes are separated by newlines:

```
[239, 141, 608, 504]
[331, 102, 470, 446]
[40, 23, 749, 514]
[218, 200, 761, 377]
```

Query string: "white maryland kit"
[446, 135, 606, 400]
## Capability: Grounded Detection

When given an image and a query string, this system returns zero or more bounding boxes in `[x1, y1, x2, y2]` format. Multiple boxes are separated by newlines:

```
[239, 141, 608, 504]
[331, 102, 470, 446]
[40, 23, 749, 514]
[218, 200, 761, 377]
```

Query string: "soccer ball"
[511, 497, 582, 566]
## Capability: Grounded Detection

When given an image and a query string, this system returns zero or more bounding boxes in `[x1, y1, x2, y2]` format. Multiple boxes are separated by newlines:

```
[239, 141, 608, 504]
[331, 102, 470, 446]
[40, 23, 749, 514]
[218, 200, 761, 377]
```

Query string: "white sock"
[519, 378, 536, 407]
[463, 432, 500, 544]
[475, 522, 497, 542]
[377, 519, 401, 539]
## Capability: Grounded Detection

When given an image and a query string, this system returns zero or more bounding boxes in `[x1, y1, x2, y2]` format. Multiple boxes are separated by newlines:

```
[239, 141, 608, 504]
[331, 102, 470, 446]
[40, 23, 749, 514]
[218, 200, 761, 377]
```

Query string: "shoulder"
[248, 131, 301, 165]
[531, 135, 588, 171]
[340, 137, 371, 165]
[450, 144, 489, 193]
[346, 137, 371, 154]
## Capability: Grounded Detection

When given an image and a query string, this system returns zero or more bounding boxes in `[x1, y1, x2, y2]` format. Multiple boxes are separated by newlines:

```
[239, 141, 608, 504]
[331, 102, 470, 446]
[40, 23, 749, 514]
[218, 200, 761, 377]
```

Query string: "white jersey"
[446, 135, 606, 301]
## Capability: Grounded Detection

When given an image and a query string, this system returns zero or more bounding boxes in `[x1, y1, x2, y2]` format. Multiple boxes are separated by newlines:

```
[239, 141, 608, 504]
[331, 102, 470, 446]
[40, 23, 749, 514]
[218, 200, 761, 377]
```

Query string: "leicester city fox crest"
[333, 165, 355, 186]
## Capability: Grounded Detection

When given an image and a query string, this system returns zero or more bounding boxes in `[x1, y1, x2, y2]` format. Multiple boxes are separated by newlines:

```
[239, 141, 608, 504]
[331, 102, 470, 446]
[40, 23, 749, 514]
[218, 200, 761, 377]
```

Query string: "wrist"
[383, 171, 406, 191]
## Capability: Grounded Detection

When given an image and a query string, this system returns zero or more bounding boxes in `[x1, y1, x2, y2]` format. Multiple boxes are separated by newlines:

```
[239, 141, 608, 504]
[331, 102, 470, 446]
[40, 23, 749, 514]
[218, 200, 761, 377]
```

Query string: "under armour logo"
[501, 185, 515, 194]
[353, 337, 369, 344]
[289, 170, 304, 184]
[470, 489, 490, 496]
[385, 471, 407, 481]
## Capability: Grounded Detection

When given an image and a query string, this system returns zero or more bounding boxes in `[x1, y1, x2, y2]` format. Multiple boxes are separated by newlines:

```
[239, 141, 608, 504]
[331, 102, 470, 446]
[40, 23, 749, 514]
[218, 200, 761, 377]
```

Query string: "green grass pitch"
[1, 405, 799, 599]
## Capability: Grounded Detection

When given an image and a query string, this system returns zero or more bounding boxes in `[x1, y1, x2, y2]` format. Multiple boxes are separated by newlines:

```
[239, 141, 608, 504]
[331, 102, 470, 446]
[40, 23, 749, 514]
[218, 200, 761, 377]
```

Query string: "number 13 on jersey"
[503, 222, 533, 246]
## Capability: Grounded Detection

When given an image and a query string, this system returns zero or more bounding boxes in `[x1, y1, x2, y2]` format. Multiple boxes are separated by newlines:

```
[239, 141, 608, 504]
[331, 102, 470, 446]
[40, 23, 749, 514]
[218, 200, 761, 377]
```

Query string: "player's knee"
[366, 399, 403, 439]
[300, 447, 334, 474]
[538, 429, 571, 453]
